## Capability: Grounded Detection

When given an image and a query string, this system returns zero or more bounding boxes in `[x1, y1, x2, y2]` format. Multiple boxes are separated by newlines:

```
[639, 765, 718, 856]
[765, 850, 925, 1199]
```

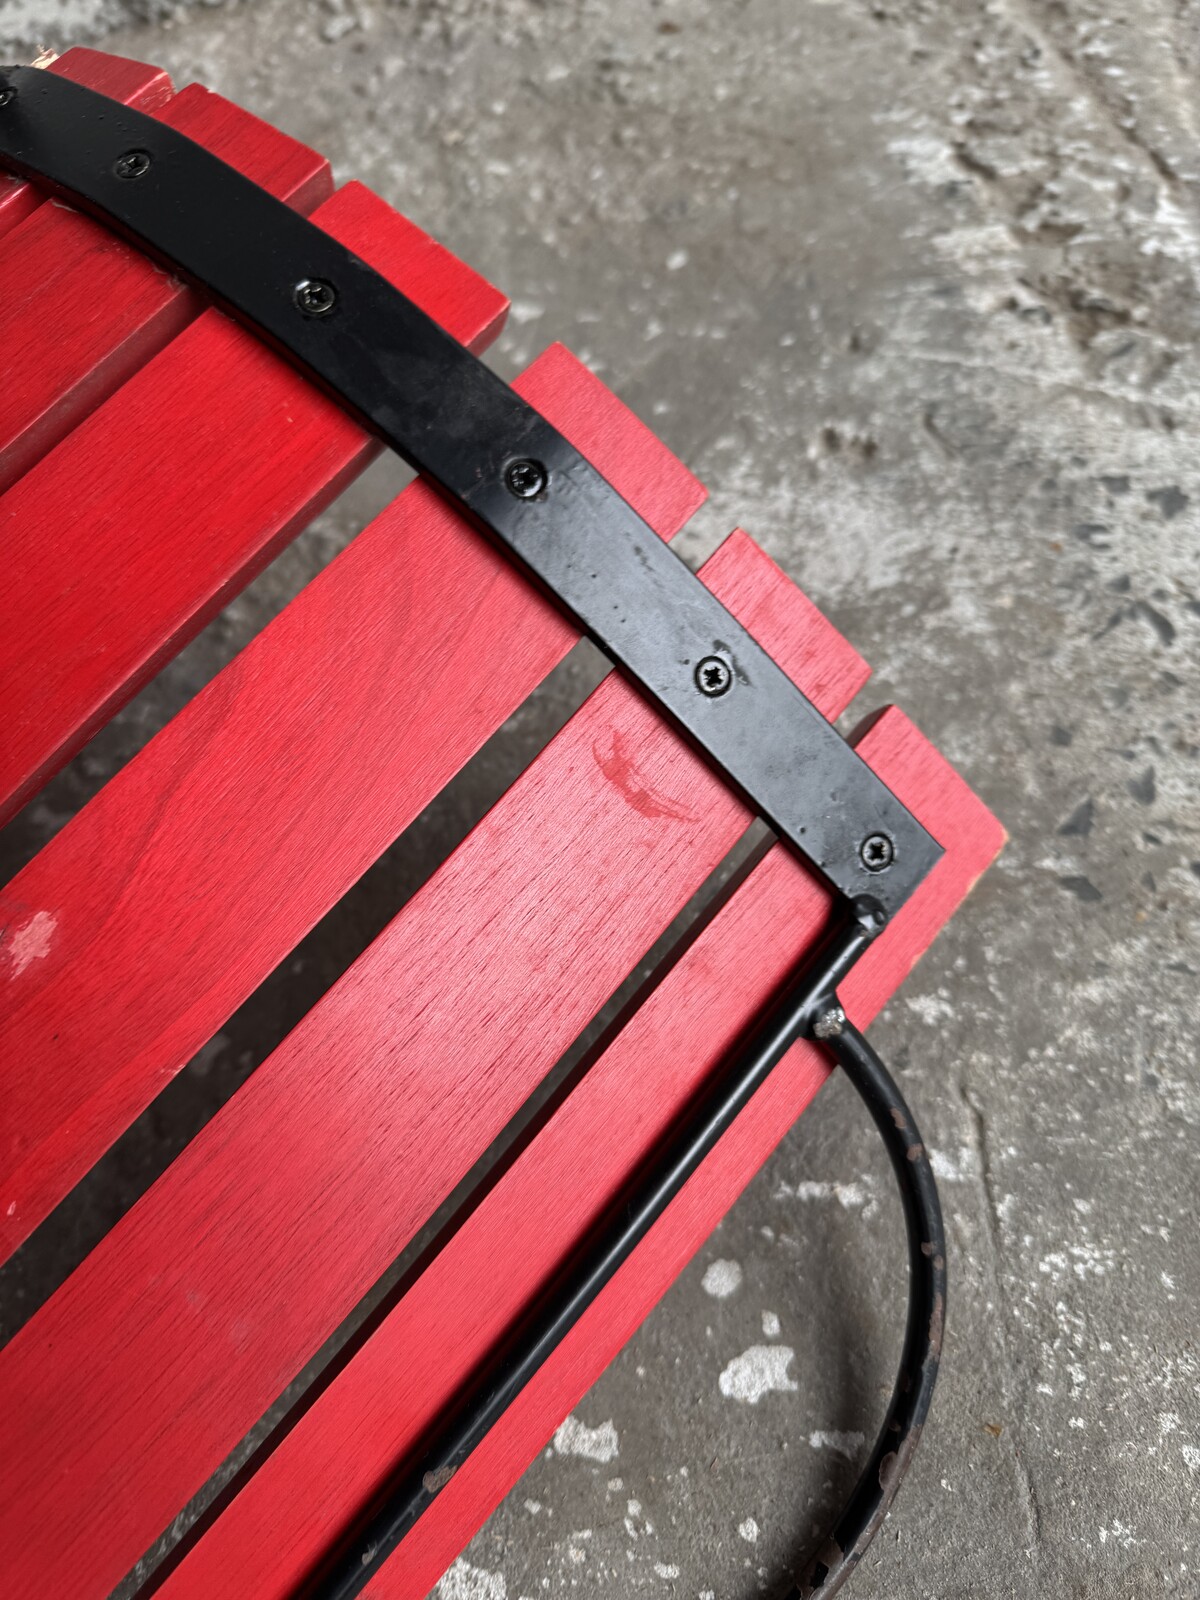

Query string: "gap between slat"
[0, 79, 333, 497]
[160, 709, 1003, 1600]
[0, 523, 865, 1600]
[0, 50, 172, 239]
[0, 343, 693, 1265]
[0, 177, 507, 831]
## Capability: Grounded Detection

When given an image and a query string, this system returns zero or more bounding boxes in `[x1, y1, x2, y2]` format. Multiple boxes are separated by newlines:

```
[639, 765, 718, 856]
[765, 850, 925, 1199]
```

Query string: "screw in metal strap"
[694, 656, 733, 697]
[859, 833, 894, 872]
[113, 149, 152, 180]
[293, 278, 338, 317]
[504, 459, 549, 500]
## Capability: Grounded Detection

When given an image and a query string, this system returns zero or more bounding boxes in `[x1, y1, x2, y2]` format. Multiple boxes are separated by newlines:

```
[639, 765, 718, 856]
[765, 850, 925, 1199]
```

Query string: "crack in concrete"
[901, 349, 1197, 429]
[998, 0, 1199, 218]
[958, 1080, 1046, 1571]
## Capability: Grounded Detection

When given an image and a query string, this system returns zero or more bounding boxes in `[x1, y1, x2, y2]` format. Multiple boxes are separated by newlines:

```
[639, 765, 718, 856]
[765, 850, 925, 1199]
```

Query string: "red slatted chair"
[0, 48, 1003, 1600]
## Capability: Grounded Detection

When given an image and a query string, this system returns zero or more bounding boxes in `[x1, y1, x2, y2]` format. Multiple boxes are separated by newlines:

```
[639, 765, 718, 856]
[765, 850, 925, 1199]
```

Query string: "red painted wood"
[164, 709, 1004, 1600]
[0, 178, 507, 832]
[0, 51, 173, 238]
[0, 81, 333, 497]
[0, 345, 695, 1263]
[0, 529, 867, 1600]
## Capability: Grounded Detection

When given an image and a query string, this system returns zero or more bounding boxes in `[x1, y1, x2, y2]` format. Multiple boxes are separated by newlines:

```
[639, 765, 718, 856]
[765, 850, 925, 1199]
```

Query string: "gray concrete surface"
[1, 0, 1198, 1595]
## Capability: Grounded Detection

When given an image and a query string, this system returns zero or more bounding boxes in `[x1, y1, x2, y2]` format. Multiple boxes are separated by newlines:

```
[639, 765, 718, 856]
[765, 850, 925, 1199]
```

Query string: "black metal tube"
[789, 1015, 946, 1597]
[301, 901, 886, 1600]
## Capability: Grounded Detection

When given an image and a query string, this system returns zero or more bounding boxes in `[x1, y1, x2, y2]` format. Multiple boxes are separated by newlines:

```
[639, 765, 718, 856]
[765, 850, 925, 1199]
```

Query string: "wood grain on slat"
[0, 529, 867, 1600]
[0, 51, 173, 238]
[0, 345, 694, 1263]
[164, 709, 1004, 1600]
[0, 178, 508, 831]
[0, 81, 333, 497]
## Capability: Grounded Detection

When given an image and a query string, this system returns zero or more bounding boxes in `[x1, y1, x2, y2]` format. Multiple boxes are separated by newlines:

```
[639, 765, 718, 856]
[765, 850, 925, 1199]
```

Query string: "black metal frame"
[0, 64, 940, 919]
[304, 900, 886, 1599]
[0, 63, 948, 1600]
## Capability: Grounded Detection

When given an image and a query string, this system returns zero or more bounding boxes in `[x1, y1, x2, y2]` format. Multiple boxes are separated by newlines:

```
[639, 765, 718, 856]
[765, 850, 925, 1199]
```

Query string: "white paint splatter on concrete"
[3, 910, 56, 977]
[886, 132, 963, 187]
[566, 1532, 591, 1565]
[762, 1310, 781, 1338]
[929, 1146, 979, 1183]
[779, 1179, 871, 1209]
[654, 1562, 680, 1578]
[1182, 1446, 1200, 1473]
[809, 1429, 866, 1456]
[624, 1498, 654, 1539]
[905, 992, 956, 1025]
[1038, 1242, 1116, 1282]
[436, 1559, 507, 1600]
[702, 1258, 743, 1298]
[553, 1414, 619, 1463]
[719, 1345, 798, 1404]
[1098, 1520, 1139, 1549]
[738, 1517, 759, 1543]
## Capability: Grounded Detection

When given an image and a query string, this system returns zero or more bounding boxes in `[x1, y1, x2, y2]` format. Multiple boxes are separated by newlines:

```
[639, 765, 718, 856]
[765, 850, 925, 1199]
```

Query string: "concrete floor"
[1, 0, 1198, 1596]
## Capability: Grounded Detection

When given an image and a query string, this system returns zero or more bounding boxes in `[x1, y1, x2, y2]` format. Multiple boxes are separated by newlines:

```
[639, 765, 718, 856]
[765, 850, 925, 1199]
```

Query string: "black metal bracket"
[0, 63, 942, 920]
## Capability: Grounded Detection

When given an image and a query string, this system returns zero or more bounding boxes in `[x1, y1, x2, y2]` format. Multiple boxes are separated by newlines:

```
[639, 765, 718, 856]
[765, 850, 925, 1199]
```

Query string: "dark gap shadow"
[0, 636, 608, 1345]
[124, 820, 778, 1598]
[0, 448, 413, 885]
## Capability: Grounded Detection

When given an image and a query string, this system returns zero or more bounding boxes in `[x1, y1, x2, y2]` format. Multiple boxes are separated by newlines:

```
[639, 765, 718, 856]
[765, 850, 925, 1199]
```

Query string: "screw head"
[0, 87, 15, 108]
[504, 458, 549, 500]
[860, 832, 895, 873]
[694, 655, 733, 697]
[293, 278, 337, 317]
[113, 149, 152, 181]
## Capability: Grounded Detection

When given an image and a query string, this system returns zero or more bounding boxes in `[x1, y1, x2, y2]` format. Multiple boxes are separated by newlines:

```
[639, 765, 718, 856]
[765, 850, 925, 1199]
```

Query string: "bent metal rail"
[0, 47, 1004, 1600]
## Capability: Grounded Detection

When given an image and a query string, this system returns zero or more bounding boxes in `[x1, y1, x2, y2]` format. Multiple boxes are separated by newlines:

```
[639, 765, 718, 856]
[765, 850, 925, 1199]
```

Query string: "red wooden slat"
[164, 709, 1003, 1600]
[0, 51, 173, 238]
[0, 178, 508, 830]
[0, 530, 867, 1600]
[0, 345, 694, 1262]
[0, 81, 333, 496]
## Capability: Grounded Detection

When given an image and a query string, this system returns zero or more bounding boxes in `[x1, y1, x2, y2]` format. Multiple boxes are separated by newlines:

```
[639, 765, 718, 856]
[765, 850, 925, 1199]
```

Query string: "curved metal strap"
[0, 63, 940, 919]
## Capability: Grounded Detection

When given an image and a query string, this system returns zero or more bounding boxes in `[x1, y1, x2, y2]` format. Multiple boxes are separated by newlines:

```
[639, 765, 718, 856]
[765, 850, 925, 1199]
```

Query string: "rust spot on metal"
[797, 1538, 844, 1598]
[422, 1464, 456, 1495]
[929, 1290, 945, 1358]
[907, 1141, 925, 1162]
[890, 1106, 909, 1131]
